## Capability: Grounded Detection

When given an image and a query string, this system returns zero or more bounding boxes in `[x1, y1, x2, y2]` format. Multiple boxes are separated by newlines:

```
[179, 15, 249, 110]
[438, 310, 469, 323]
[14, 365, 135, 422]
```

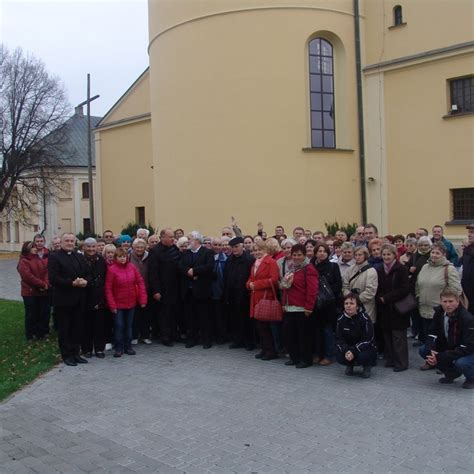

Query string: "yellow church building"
[94, 0, 474, 238]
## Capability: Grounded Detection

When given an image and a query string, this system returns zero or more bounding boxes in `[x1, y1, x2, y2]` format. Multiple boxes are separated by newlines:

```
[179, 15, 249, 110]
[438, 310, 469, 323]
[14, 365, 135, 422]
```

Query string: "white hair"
[84, 237, 97, 245]
[418, 236, 432, 246]
[132, 238, 147, 248]
[281, 238, 297, 247]
[177, 236, 189, 248]
[136, 228, 150, 238]
[189, 231, 203, 243]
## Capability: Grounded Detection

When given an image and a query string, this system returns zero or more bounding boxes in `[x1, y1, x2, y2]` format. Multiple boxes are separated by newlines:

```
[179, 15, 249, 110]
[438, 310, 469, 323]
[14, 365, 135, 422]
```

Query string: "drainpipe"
[353, 0, 367, 224]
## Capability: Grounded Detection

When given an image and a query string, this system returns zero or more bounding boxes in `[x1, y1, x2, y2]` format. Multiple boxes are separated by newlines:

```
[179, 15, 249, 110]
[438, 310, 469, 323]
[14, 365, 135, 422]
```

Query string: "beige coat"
[415, 258, 462, 319]
[343, 263, 378, 323]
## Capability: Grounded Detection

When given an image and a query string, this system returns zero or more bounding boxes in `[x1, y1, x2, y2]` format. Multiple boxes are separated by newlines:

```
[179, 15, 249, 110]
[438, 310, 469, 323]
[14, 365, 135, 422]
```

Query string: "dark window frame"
[393, 5, 403, 26]
[83, 218, 91, 235]
[452, 188, 474, 221]
[309, 38, 336, 149]
[449, 76, 473, 114]
[135, 206, 145, 225]
[82, 182, 90, 199]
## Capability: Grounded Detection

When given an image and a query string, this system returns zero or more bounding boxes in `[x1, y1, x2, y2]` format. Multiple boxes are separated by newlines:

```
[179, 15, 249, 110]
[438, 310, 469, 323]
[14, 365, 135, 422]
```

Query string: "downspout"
[353, 0, 367, 223]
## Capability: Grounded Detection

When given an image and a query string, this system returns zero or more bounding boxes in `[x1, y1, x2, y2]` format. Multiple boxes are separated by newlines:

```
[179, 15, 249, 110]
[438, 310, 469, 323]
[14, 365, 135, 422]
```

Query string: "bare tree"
[0, 45, 70, 221]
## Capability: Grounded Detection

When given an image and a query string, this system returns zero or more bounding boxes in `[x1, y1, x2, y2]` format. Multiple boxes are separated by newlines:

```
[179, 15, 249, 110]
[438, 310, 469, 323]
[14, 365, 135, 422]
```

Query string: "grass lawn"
[0, 299, 60, 401]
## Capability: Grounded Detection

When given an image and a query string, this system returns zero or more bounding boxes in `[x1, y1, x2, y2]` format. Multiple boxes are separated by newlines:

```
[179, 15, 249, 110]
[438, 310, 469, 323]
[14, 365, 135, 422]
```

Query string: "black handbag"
[317, 275, 336, 309]
[394, 293, 417, 315]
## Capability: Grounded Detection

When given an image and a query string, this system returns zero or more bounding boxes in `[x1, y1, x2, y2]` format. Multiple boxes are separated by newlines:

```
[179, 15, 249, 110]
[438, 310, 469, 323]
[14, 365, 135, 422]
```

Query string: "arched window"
[309, 38, 335, 148]
[393, 5, 403, 26]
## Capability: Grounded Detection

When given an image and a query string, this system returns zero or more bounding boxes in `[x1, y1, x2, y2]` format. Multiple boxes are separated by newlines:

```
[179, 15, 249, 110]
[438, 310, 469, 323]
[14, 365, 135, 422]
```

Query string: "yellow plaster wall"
[149, 4, 361, 236]
[383, 54, 474, 235]
[364, 0, 474, 66]
[98, 120, 154, 233]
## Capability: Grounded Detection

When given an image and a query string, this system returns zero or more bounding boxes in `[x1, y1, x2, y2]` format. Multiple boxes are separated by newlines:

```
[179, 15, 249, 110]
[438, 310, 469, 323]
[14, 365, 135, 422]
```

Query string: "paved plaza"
[0, 340, 473, 473]
[0, 258, 21, 301]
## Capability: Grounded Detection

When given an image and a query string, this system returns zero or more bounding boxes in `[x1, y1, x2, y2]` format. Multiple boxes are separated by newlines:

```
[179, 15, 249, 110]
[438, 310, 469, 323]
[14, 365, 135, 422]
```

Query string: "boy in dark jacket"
[420, 288, 474, 389]
[336, 293, 376, 378]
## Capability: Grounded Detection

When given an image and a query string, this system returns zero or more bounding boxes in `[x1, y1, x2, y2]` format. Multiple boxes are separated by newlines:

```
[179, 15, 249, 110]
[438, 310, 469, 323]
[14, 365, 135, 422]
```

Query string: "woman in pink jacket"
[105, 247, 147, 357]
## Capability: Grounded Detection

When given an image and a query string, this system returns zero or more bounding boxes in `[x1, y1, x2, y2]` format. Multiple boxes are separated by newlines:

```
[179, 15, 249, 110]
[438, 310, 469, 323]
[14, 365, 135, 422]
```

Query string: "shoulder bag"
[254, 279, 283, 322]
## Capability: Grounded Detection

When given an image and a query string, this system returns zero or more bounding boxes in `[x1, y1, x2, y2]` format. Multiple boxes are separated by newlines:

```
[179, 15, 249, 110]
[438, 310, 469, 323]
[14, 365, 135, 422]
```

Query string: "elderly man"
[136, 228, 150, 241]
[337, 242, 355, 281]
[223, 236, 255, 350]
[179, 231, 215, 348]
[48, 233, 90, 367]
[420, 288, 474, 389]
[211, 237, 228, 343]
[148, 228, 181, 346]
[102, 230, 115, 245]
[432, 225, 458, 265]
[147, 234, 159, 250]
[461, 224, 474, 313]
[81, 238, 107, 358]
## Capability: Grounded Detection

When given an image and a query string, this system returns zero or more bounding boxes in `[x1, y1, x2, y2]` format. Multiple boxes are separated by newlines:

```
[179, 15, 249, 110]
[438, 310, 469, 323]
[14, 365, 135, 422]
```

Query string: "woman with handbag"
[311, 243, 342, 366]
[246, 240, 281, 360]
[280, 244, 319, 368]
[375, 244, 411, 372]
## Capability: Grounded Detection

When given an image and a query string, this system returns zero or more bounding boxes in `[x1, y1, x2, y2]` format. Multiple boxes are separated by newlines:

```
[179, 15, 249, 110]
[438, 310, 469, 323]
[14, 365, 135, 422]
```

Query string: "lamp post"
[77, 74, 99, 234]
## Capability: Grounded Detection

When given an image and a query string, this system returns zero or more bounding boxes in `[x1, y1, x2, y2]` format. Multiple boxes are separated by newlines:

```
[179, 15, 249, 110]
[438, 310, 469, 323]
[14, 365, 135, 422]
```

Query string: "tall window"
[83, 218, 91, 235]
[82, 182, 90, 199]
[135, 206, 145, 225]
[450, 77, 473, 114]
[309, 38, 335, 148]
[393, 6, 403, 26]
[452, 188, 474, 220]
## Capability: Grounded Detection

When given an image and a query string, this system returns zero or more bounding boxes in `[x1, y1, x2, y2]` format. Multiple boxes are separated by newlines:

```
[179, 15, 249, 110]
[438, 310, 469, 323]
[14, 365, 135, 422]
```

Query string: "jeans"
[23, 296, 50, 339]
[270, 322, 283, 353]
[114, 308, 135, 353]
[420, 345, 474, 380]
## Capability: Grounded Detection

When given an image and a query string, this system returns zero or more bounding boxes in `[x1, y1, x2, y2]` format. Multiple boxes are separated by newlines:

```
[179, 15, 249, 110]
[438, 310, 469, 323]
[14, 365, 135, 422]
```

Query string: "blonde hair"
[255, 239, 267, 252]
[265, 237, 281, 255]
[132, 238, 147, 248]
[102, 244, 116, 257]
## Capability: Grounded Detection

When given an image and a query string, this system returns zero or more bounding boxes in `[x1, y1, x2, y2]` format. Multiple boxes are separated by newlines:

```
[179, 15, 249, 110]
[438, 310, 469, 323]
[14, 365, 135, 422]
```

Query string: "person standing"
[178, 231, 215, 348]
[431, 225, 459, 266]
[148, 228, 181, 345]
[17, 241, 50, 341]
[48, 233, 90, 366]
[224, 237, 255, 350]
[211, 237, 229, 343]
[81, 238, 107, 358]
[460, 224, 474, 314]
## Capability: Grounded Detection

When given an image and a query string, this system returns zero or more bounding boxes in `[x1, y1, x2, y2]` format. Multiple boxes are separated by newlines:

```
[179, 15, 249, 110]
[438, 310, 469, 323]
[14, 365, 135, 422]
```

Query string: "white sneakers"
[142, 339, 152, 345]
[131, 339, 138, 345]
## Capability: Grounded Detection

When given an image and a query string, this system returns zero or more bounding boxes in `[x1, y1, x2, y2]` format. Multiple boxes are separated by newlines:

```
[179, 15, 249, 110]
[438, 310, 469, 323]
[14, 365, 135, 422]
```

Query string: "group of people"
[16, 221, 474, 389]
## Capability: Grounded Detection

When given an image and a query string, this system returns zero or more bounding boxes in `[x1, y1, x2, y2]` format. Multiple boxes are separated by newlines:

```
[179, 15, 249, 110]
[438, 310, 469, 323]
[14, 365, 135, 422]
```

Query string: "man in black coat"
[421, 288, 474, 389]
[223, 237, 255, 350]
[47, 233, 90, 366]
[148, 228, 181, 345]
[460, 224, 474, 314]
[178, 231, 215, 348]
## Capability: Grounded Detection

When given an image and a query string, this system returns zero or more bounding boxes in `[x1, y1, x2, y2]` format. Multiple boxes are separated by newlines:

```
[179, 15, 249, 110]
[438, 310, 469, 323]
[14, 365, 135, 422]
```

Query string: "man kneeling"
[420, 288, 474, 389]
[336, 293, 377, 378]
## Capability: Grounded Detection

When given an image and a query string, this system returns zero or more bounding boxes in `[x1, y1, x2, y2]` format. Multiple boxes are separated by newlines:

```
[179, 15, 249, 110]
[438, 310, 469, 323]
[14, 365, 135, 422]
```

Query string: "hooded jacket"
[105, 262, 147, 311]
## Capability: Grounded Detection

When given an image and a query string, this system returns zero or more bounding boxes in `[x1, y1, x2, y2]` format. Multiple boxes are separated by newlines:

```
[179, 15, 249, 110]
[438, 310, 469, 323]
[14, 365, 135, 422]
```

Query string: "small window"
[449, 77, 473, 114]
[452, 188, 474, 221]
[82, 182, 90, 199]
[135, 206, 145, 225]
[309, 38, 335, 149]
[83, 218, 91, 235]
[33, 224, 39, 232]
[14, 221, 20, 243]
[6, 222, 11, 242]
[393, 5, 403, 26]
[0, 222, 3, 242]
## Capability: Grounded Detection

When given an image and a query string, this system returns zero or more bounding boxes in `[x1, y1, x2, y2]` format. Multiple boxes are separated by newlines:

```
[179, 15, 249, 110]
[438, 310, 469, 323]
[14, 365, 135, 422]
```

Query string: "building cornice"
[363, 41, 474, 74]
[148, 5, 362, 53]
[94, 113, 151, 132]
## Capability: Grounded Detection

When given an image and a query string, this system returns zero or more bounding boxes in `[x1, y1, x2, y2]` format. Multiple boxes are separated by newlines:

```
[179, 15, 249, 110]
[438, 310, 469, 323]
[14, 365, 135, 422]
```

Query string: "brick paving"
[0, 340, 473, 473]
[0, 258, 21, 301]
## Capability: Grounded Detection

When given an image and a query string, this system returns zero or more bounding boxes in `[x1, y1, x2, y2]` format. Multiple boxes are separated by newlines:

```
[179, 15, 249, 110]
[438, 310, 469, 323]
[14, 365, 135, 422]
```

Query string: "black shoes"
[83, 352, 93, 358]
[203, 344, 212, 349]
[162, 340, 174, 347]
[295, 362, 311, 369]
[439, 376, 455, 384]
[254, 351, 264, 359]
[245, 346, 255, 351]
[361, 366, 372, 378]
[393, 367, 407, 372]
[345, 366, 354, 376]
[462, 379, 474, 389]
[262, 354, 278, 361]
[229, 343, 243, 349]
[285, 360, 296, 366]
[74, 355, 88, 364]
[125, 348, 136, 355]
[185, 342, 196, 348]
[95, 352, 105, 359]
[114, 351, 123, 358]
[64, 358, 77, 367]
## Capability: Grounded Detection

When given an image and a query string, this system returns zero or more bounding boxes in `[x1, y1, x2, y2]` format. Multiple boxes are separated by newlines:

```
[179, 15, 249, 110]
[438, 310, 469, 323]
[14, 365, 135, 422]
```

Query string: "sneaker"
[131, 339, 138, 345]
[105, 343, 113, 351]
[125, 348, 136, 355]
[285, 360, 296, 366]
[142, 339, 152, 345]
[462, 379, 474, 389]
[345, 366, 354, 376]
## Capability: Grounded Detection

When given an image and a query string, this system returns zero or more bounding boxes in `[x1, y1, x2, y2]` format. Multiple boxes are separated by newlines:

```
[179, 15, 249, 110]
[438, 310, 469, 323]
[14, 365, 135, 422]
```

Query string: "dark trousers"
[82, 307, 106, 354]
[336, 348, 376, 367]
[23, 296, 50, 340]
[255, 320, 276, 356]
[114, 308, 134, 352]
[229, 298, 254, 348]
[374, 322, 384, 354]
[212, 299, 228, 343]
[410, 307, 422, 338]
[158, 302, 176, 342]
[133, 304, 153, 340]
[104, 309, 114, 345]
[184, 293, 211, 345]
[56, 305, 83, 360]
[283, 312, 313, 365]
[314, 320, 335, 359]
[418, 318, 432, 343]
[383, 328, 408, 369]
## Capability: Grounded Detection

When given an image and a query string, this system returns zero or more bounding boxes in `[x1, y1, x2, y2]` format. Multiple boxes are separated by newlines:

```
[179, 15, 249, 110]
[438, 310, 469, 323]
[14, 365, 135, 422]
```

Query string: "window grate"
[452, 188, 474, 220]
[450, 77, 473, 113]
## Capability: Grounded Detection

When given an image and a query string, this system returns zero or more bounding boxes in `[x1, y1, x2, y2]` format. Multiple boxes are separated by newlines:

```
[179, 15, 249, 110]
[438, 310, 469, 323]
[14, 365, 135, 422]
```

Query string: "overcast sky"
[1, 0, 149, 117]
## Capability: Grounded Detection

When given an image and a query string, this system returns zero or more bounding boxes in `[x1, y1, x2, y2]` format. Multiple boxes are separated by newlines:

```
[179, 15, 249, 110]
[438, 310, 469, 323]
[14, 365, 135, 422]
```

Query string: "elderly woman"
[177, 236, 189, 253]
[280, 244, 319, 368]
[311, 242, 343, 365]
[17, 241, 50, 341]
[81, 238, 107, 358]
[265, 237, 285, 261]
[130, 238, 152, 345]
[305, 239, 317, 260]
[376, 243, 411, 372]
[336, 293, 377, 378]
[368, 238, 384, 270]
[416, 241, 462, 362]
[246, 240, 280, 360]
[399, 237, 417, 266]
[136, 228, 150, 241]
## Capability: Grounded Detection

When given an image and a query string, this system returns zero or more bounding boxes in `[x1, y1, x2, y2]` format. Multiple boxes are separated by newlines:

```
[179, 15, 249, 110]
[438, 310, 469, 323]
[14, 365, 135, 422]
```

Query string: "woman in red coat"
[246, 240, 280, 360]
[105, 247, 147, 357]
[17, 241, 50, 340]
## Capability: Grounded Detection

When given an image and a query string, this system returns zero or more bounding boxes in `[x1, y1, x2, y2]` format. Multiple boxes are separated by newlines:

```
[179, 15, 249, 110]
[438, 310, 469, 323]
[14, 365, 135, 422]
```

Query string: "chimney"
[74, 105, 84, 117]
